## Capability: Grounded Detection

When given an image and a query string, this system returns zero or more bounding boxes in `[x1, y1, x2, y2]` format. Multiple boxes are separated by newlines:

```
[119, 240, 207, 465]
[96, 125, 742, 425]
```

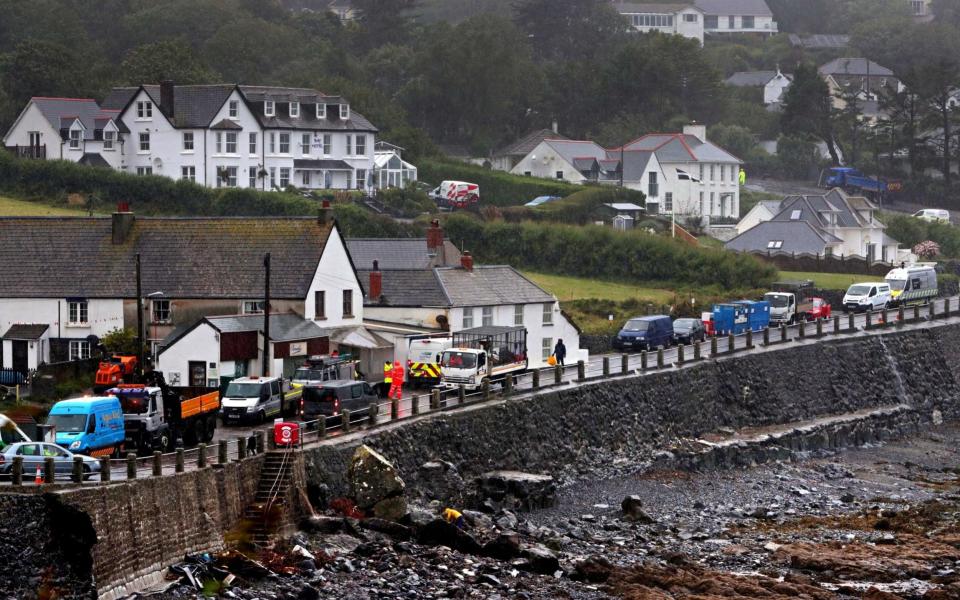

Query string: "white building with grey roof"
[612, 2, 705, 45]
[695, 0, 778, 35]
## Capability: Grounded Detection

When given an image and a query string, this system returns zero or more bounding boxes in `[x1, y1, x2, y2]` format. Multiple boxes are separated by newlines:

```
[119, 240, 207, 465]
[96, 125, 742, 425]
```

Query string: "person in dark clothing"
[553, 339, 567, 366]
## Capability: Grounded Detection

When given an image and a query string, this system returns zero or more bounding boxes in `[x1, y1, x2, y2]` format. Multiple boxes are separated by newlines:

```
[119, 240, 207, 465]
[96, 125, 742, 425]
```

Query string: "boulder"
[621, 495, 654, 523]
[416, 518, 484, 555]
[482, 532, 522, 560]
[476, 471, 556, 511]
[372, 496, 407, 522]
[519, 543, 561, 574]
[462, 509, 494, 530]
[348, 445, 405, 511]
[359, 517, 412, 540]
[300, 515, 344, 534]
[418, 460, 466, 503]
[571, 556, 613, 583]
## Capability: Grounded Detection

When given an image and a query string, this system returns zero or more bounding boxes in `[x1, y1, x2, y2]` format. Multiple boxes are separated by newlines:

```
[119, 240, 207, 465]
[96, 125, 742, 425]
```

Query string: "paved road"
[11, 297, 958, 485]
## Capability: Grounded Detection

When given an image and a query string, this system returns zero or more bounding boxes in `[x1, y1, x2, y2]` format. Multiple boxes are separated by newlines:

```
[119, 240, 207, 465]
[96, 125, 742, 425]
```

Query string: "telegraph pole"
[135, 253, 144, 379]
[262, 253, 271, 377]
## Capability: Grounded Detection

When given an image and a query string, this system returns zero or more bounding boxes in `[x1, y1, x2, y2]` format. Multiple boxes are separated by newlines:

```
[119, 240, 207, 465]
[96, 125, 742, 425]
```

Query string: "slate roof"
[27, 98, 117, 141]
[435, 266, 554, 308]
[694, 0, 772, 16]
[543, 139, 607, 166]
[78, 153, 111, 168]
[614, 2, 699, 14]
[206, 313, 329, 342]
[725, 220, 843, 254]
[294, 159, 353, 170]
[358, 269, 449, 307]
[0, 217, 336, 299]
[788, 34, 849, 49]
[211, 118, 243, 130]
[725, 71, 791, 87]
[605, 150, 655, 181]
[346, 238, 462, 270]
[622, 134, 741, 164]
[494, 129, 568, 159]
[2, 324, 49, 340]
[820, 58, 894, 77]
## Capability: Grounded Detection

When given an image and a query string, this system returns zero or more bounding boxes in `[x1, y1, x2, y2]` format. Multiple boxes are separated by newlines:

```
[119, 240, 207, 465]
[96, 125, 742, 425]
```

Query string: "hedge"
[443, 213, 777, 290]
[417, 158, 582, 206]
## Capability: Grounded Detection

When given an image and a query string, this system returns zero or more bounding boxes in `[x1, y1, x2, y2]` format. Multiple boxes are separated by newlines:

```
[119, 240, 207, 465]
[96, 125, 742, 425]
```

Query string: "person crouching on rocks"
[443, 507, 465, 529]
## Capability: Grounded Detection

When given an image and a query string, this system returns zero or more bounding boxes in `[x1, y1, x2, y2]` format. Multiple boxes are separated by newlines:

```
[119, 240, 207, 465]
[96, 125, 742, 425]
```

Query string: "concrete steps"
[241, 451, 295, 547]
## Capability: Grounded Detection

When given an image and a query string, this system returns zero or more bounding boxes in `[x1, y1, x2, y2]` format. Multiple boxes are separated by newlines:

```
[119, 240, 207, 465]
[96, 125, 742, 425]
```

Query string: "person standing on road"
[553, 339, 567, 367]
[388, 361, 404, 400]
[381, 361, 393, 398]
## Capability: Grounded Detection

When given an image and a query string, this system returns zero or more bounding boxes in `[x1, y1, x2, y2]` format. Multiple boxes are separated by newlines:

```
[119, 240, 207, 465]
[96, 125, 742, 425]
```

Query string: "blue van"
[48, 397, 125, 458]
[612, 315, 674, 351]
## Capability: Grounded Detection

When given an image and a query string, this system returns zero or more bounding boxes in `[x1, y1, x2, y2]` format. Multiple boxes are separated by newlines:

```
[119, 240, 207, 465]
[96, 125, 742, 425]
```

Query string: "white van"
[842, 282, 892, 313]
[220, 376, 302, 424]
[885, 263, 938, 305]
[912, 208, 950, 223]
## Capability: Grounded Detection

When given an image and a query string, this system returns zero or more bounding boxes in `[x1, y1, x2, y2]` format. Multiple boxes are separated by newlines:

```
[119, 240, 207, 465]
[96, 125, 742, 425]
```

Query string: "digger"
[94, 355, 138, 393]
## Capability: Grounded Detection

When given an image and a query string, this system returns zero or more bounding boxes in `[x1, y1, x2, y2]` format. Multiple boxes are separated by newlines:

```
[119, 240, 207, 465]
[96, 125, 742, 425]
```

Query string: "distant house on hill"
[2, 97, 122, 167]
[492, 128, 568, 172]
[695, 0, 778, 35]
[724, 69, 792, 104]
[611, 2, 705, 45]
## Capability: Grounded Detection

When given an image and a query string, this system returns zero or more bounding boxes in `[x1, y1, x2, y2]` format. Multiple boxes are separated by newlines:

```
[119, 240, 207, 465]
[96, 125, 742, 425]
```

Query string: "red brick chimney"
[460, 251, 473, 272]
[319, 199, 333, 225]
[160, 80, 175, 118]
[426, 219, 443, 256]
[112, 202, 134, 245]
[369, 259, 382, 300]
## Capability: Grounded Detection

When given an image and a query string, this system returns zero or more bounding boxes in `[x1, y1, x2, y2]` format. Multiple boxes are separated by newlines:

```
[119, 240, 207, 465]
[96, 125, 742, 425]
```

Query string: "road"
[11, 297, 959, 485]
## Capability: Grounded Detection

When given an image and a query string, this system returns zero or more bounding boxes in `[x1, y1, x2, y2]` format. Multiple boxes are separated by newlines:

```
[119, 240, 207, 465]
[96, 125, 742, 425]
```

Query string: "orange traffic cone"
[34, 465, 43, 485]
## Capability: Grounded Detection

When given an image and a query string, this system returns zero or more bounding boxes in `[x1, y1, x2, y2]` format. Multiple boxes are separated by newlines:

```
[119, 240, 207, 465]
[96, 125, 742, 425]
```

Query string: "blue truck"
[713, 301, 770, 335]
[822, 167, 902, 196]
[47, 397, 125, 458]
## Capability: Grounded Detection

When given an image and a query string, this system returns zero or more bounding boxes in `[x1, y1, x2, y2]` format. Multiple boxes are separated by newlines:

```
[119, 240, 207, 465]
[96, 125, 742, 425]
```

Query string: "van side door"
[270, 380, 282, 415]
[348, 383, 364, 412]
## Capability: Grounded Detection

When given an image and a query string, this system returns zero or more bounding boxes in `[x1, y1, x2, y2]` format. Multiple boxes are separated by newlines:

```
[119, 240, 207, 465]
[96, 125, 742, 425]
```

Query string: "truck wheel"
[183, 424, 198, 447]
[204, 417, 216, 442]
[259, 410, 267, 425]
[157, 432, 171, 452]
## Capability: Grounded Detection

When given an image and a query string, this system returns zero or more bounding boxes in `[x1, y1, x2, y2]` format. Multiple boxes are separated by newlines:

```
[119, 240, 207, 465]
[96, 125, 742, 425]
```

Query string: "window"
[279, 167, 290, 188]
[68, 300, 88, 325]
[242, 300, 264, 314]
[343, 289, 354, 316]
[684, 13, 697, 22]
[215, 132, 222, 153]
[728, 15, 735, 28]
[219, 166, 237, 187]
[69, 341, 90, 361]
[322, 134, 331, 155]
[69, 129, 81, 149]
[720, 165, 725, 182]
[279, 133, 290, 154]
[289, 101, 299, 117]
[700, 191, 705, 214]
[136, 101, 152, 119]
[182, 132, 194, 151]
[632, 13, 674, 27]
[181, 166, 196, 182]
[542, 302, 553, 325]
[710, 192, 715, 213]
[912, 0, 926, 15]
[137, 166, 152, 176]
[225, 132, 237, 154]
[705, 15, 718, 28]
[139, 132, 150, 152]
[355, 169, 366, 190]
[314, 290, 325, 319]
[302, 133, 311, 155]
[302, 170, 311, 186]
[103, 130, 115, 150]
[152, 299, 171, 323]
[345, 134, 353, 155]
[339, 104, 350, 119]
[556, 170, 564, 179]
[790, 209, 802, 220]
[767, 240, 784, 249]
[269, 133, 275, 153]
[316, 103, 326, 119]
[664, 192, 673, 212]
[742, 15, 754, 28]
[481, 306, 493, 326]
[514, 305, 524, 326]
[249, 132, 257, 154]
[269, 167, 276, 188]
[249, 166, 257, 188]
[709, 164, 715, 181]
[648, 171, 659, 197]
[228, 100, 239, 118]
[462, 307, 474, 329]
[264, 100, 275, 117]
[542, 337, 552, 361]
[699, 163, 704, 180]
[524, 171, 531, 176]
[356, 134, 366, 155]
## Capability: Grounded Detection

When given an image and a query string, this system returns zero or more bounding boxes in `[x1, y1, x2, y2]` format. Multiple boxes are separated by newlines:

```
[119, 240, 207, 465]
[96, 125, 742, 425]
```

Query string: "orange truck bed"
[180, 390, 220, 419]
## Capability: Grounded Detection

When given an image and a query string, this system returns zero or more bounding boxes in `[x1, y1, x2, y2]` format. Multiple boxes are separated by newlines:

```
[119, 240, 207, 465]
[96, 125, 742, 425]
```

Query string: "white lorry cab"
[406, 336, 452, 388]
[885, 263, 938, 306]
[440, 326, 527, 391]
[220, 376, 302, 425]
[842, 282, 892, 313]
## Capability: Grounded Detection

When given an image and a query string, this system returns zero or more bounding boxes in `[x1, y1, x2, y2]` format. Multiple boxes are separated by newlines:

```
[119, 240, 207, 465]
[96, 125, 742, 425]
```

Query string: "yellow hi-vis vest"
[383, 363, 392, 384]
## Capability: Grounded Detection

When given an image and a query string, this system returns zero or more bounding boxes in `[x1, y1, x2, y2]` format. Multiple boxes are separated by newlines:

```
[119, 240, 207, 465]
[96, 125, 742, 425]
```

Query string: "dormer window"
[290, 101, 300, 118]
[228, 100, 239, 119]
[69, 128, 81, 149]
[136, 100, 152, 119]
[103, 129, 115, 150]
[264, 100, 275, 117]
[340, 104, 350, 120]
[316, 103, 326, 119]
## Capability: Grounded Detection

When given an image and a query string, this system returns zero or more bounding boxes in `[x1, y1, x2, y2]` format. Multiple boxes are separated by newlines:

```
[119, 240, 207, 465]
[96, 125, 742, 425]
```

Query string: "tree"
[781, 62, 842, 164]
[203, 18, 305, 84]
[0, 39, 87, 107]
[120, 40, 218, 85]
[100, 328, 142, 356]
[512, 0, 628, 63]
[351, 0, 418, 51]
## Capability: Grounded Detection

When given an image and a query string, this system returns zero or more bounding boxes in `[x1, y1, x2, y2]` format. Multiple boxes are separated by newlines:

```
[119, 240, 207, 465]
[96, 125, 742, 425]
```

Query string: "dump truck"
[765, 280, 831, 324]
[822, 167, 901, 197]
[94, 355, 138, 393]
[440, 326, 527, 391]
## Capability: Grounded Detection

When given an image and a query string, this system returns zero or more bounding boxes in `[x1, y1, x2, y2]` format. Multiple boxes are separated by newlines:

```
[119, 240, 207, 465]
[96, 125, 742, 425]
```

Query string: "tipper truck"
[764, 280, 831, 325]
[440, 326, 527, 391]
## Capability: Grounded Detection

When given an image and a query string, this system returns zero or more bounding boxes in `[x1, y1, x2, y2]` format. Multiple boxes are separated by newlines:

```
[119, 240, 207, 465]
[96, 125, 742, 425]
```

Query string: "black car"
[672, 318, 706, 344]
[298, 379, 379, 424]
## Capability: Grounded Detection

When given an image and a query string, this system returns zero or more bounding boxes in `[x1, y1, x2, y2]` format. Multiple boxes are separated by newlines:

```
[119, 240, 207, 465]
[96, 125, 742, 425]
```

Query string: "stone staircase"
[243, 450, 295, 547]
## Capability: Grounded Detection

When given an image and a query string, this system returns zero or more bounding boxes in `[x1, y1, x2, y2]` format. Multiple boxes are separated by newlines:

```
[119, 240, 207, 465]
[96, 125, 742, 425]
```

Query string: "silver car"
[0, 442, 101, 480]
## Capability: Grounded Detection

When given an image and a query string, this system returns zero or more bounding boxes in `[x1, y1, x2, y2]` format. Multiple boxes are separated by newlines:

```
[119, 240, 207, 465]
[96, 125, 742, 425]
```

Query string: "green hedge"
[444, 213, 776, 289]
[418, 158, 582, 206]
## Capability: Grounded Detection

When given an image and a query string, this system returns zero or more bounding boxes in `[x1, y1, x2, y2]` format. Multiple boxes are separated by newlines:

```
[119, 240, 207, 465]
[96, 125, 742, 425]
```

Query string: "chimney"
[112, 202, 134, 245]
[683, 121, 707, 142]
[319, 199, 333, 226]
[160, 80, 175, 118]
[460, 251, 474, 272]
[551, 120, 558, 134]
[369, 259, 382, 301]
[426, 219, 443, 257]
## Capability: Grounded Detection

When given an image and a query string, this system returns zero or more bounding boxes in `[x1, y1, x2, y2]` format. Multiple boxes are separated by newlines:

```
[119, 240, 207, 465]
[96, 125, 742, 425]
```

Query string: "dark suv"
[299, 379, 379, 423]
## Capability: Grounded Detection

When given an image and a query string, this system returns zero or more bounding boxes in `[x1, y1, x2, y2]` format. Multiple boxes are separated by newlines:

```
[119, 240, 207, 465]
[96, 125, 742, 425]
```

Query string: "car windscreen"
[673, 319, 696, 331]
[847, 285, 871, 295]
[47, 414, 87, 433]
[442, 351, 477, 369]
[119, 394, 150, 414]
[224, 382, 264, 397]
[886, 278, 907, 291]
[623, 319, 650, 332]
[764, 294, 789, 307]
[303, 387, 337, 404]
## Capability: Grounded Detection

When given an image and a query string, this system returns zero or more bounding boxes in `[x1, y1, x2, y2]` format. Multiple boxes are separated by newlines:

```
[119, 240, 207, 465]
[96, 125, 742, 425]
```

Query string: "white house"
[613, 2, 705, 45]
[725, 69, 793, 105]
[2, 97, 123, 168]
[695, 0, 778, 35]
[492, 128, 568, 172]
[511, 138, 612, 183]
[735, 199, 781, 235]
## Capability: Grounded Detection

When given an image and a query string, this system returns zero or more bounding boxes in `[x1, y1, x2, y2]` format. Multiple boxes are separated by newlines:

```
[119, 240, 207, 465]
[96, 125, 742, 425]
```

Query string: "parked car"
[298, 379, 380, 424]
[912, 208, 950, 223]
[612, 315, 673, 351]
[842, 282, 892, 312]
[0, 442, 101, 480]
[220, 376, 302, 425]
[672, 318, 706, 344]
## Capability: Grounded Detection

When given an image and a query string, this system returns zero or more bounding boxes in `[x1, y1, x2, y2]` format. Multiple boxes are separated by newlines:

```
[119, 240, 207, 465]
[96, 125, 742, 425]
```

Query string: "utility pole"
[135, 253, 144, 379]
[262, 252, 271, 377]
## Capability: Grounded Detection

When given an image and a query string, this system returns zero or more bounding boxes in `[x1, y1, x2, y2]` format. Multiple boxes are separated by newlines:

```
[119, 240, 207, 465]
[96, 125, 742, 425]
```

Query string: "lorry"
[430, 180, 480, 209]
[712, 301, 770, 335]
[440, 326, 527, 391]
[94, 354, 138, 393]
[764, 280, 832, 324]
[405, 335, 453, 388]
[47, 397, 125, 457]
[885, 263, 938, 306]
[821, 167, 901, 197]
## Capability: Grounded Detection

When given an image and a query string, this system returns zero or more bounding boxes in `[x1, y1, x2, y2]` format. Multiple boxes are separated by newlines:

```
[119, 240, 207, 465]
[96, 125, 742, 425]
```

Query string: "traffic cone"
[34, 465, 43, 485]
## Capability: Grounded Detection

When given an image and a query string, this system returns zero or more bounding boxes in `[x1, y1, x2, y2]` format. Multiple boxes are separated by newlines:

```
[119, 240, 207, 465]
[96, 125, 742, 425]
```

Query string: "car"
[612, 315, 673, 351]
[672, 318, 706, 344]
[842, 282, 892, 313]
[298, 379, 380, 424]
[0, 442, 101, 480]
[912, 208, 950, 223]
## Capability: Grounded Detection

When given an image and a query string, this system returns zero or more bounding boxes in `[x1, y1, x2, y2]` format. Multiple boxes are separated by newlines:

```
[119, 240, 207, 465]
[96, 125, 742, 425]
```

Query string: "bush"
[883, 212, 960, 258]
[443, 213, 777, 289]
[417, 158, 581, 206]
[532, 186, 646, 224]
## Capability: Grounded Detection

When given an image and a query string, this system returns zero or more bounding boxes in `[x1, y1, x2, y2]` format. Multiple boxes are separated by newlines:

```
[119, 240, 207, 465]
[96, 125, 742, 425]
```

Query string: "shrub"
[913, 240, 941, 259]
[883, 212, 960, 258]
